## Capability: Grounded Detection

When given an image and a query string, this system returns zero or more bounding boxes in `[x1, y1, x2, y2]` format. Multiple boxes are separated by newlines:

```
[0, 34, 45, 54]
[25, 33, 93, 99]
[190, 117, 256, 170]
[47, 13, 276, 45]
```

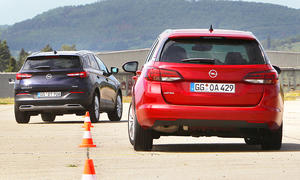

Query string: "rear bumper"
[133, 76, 283, 135]
[136, 103, 283, 131]
[15, 92, 92, 113]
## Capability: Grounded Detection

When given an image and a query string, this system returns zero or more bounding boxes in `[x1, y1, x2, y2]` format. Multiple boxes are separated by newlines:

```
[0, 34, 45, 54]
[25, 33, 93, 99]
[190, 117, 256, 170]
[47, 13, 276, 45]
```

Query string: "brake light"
[70, 91, 84, 94]
[16, 93, 30, 95]
[16, 73, 32, 80]
[67, 71, 88, 78]
[145, 67, 182, 82]
[244, 70, 278, 84]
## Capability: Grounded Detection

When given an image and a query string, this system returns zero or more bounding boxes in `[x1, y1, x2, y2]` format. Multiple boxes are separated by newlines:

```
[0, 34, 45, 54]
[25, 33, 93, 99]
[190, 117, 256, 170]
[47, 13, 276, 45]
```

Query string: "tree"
[17, 48, 29, 70]
[5, 57, 18, 72]
[41, 44, 53, 52]
[61, 44, 77, 51]
[0, 40, 11, 72]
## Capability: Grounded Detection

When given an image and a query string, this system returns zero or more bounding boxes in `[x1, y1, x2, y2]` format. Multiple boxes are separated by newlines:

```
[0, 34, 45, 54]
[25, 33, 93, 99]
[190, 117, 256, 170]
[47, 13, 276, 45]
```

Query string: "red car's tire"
[261, 124, 282, 150]
[128, 103, 153, 151]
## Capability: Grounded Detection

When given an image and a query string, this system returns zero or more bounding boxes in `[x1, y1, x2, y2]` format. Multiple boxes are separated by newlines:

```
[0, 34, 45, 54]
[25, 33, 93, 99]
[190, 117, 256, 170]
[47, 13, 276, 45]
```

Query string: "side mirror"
[122, 61, 139, 74]
[111, 67, 119, 74]
[273, 65, 281, 74]
[8, 78, 15, 85]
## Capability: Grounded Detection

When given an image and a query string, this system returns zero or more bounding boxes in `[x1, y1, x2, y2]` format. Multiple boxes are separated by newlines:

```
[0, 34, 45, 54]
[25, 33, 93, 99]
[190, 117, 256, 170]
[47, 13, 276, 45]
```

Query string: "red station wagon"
[123, 28, 284, 151]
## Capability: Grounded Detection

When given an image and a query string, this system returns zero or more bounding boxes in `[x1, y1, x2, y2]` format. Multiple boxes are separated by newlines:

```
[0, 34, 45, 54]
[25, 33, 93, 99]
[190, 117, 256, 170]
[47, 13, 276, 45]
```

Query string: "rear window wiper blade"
[34, 66, 51, 70]
[181, 58, 216, 64]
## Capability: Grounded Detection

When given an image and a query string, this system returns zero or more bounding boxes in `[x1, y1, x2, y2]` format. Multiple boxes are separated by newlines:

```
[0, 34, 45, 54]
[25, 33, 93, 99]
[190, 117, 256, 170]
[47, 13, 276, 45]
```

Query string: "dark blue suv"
[14, 50, 122, 123]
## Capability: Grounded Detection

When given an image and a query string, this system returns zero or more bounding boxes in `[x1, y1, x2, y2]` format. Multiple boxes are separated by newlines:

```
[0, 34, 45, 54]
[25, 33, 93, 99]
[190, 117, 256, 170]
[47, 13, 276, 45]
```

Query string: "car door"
[93, 55, 117, 110]
[84, 54, 107, 110]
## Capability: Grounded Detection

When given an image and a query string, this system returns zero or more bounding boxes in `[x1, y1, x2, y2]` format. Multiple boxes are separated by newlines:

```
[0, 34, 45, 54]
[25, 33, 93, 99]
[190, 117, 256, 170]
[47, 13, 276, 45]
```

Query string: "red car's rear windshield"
[23, 56, 81, 70]
[160, 38, 266, 65]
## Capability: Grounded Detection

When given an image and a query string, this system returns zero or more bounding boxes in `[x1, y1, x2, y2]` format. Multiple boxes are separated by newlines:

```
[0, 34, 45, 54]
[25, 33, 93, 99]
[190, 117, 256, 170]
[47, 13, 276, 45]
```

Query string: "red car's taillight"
[145, 67, 182, 82]
[244, 70, 278, 85]
[67, 71, 88, 78]
[16, 73, 32, 80]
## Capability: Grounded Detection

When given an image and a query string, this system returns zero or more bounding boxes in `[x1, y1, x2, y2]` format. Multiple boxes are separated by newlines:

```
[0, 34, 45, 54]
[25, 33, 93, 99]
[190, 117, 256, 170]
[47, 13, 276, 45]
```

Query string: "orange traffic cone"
[81, 159, 96, 180]
[83, 111, 94, 129]
[79, 128, 96, 148]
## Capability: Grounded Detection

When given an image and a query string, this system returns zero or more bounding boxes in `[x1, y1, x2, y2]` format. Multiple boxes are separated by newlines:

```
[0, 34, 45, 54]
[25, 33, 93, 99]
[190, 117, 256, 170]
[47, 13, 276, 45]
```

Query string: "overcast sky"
[0, 0, 300, 25]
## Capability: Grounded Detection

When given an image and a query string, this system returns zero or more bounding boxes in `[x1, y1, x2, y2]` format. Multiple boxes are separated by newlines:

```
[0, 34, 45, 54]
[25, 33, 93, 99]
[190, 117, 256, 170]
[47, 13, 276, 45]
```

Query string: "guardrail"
[1, 69, 300, 98]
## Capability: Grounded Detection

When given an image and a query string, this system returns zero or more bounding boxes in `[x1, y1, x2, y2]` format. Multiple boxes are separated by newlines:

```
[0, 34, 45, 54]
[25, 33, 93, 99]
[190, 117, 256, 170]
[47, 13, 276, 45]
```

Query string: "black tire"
[261, 124, 283, 150]
[128, 103, 153, 151]
[108, 93, 122, 121]
[14, 106, 30, 124]
[89, 92, 100, 123]
[244, 137, 261, 145]
[41, 113, 56, 122]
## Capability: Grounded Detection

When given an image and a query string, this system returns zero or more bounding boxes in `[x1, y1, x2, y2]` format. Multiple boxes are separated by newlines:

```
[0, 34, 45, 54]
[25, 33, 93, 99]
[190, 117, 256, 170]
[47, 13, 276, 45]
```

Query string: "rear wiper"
[34, 66, 51, 70]
[181, 58, 216, 64]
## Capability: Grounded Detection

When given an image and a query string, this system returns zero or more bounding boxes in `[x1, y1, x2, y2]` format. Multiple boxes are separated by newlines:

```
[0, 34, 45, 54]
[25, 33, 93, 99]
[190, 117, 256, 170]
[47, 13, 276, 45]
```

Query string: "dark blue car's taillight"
[16, 73, 32, 80]
[67, 71, 88, 78]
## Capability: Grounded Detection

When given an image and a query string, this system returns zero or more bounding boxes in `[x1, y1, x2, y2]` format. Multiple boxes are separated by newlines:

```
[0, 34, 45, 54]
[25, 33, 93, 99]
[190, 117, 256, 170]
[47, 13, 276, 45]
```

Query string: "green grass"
[284, 90, 300, 101]
[0, 98, 14, 105]
[66, 164, 78, 167]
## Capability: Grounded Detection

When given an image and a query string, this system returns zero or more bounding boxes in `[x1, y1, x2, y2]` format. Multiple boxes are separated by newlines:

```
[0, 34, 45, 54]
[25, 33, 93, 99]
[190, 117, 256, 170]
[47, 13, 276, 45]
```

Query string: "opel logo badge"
[209, 70, 217, 78]
[46, 74, 52, 80]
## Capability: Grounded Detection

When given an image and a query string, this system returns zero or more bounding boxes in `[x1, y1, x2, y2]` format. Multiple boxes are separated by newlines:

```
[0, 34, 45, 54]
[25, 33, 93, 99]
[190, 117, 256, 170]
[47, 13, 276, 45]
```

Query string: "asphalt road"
[0, 101, 300, 180]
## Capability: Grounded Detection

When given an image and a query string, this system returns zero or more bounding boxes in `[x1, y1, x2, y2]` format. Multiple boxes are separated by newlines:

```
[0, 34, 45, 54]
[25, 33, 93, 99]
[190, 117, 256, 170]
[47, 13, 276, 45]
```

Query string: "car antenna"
[54, 50, 57, 54]
[209, 25, 214, 33]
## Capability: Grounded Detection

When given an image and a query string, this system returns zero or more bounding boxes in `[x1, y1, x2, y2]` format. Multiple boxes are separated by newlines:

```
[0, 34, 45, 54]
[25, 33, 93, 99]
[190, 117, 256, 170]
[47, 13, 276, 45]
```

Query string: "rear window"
[160, 38, 265, 65]
[23, 56, 81, 70]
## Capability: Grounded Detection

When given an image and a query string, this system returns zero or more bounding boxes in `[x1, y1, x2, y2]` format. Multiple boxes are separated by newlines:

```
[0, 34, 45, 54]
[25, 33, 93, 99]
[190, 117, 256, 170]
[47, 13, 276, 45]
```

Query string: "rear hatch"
[17, 55, 85, 97]
[150, 38, 277, 107]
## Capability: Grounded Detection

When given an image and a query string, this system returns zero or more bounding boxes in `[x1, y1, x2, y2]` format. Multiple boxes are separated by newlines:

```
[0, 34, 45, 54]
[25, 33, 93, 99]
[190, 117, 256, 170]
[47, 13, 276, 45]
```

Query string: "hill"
[1, 0, 300, 52]
[262, 34, 300, 52]
[0, 25, 9, 36]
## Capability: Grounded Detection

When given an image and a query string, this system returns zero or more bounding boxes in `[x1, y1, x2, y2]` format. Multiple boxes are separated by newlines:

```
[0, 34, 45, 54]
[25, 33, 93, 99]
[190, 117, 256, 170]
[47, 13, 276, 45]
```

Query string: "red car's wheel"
[128, 103, 153, 151]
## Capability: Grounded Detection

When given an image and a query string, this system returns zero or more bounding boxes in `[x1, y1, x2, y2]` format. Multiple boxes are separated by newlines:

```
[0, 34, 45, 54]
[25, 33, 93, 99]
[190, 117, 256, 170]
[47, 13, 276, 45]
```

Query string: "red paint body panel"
[157, 62, 272, 106]
[132, 29, 284, 135]
[134, 76, 283, 130]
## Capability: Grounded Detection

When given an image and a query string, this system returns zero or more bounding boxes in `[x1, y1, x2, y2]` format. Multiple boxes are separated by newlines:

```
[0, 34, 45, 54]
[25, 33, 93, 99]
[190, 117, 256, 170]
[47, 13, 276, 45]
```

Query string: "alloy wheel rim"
[128, 104, 135, 141]
[116, 95, 122, 118]
[94, 95, 99, 120]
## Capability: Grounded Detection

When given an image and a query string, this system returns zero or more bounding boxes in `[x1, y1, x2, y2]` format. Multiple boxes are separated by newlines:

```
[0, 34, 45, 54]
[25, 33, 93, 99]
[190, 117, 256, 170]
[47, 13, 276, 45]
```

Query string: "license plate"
[190, 83, 235, 93]
[37, 92, 62, 98]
